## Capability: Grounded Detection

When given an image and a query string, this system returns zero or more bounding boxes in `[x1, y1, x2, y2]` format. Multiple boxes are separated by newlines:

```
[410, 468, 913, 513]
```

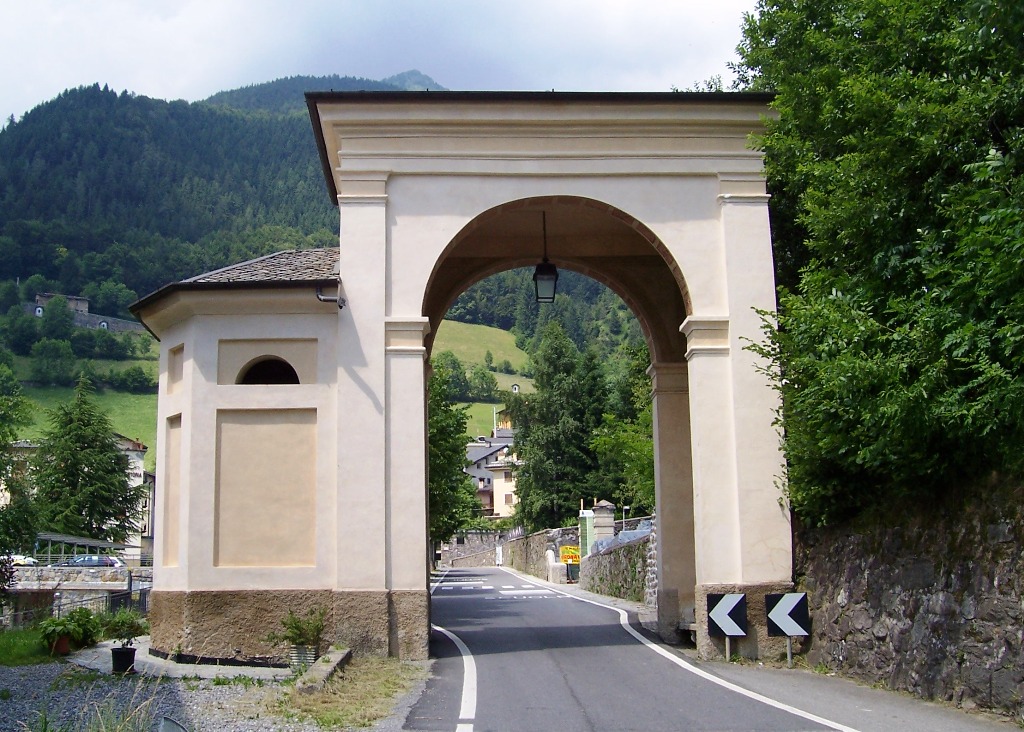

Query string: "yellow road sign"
[559, 545, 580, 565]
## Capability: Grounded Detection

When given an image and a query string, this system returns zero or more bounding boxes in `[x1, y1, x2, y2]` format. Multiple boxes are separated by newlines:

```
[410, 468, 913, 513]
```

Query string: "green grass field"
[20, 387, 158, 472]
[433, 320, 530, 372]
[460, 402, 504, 438]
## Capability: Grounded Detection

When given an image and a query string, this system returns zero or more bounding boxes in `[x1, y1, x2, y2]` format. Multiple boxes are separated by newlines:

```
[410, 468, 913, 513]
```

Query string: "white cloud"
[0, 0, 756, 123]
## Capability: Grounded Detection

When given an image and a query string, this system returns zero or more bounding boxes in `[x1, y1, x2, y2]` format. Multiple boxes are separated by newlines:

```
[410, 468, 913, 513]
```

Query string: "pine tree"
[31, 377, 146, 542]
[505, 322, 607, 530]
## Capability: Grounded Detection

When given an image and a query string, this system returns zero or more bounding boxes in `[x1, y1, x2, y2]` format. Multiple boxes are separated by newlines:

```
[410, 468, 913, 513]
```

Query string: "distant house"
[464, 425, 519, 518]
[25, 293, 146, 333]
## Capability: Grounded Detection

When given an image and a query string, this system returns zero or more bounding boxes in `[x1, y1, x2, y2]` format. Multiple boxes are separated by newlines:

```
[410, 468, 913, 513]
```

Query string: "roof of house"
[130, 248, 339, 315]
[467, 442, 507, 465]
[183, 248, 339, 284]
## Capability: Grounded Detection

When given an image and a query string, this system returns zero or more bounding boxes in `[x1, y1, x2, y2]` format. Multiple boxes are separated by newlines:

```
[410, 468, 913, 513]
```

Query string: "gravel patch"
[0, 661, 391, 731]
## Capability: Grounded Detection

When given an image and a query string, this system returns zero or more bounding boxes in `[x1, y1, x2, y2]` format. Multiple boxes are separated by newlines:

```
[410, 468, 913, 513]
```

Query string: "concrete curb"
[295, 647, 353, 694]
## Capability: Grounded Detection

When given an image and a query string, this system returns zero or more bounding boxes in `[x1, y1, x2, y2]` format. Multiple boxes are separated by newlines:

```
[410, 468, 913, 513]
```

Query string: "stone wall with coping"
[797, 485, 1024, 717]
[504, 527, 579, 580]
[12, 566, 153, 590]
[579, 534, 649, 603]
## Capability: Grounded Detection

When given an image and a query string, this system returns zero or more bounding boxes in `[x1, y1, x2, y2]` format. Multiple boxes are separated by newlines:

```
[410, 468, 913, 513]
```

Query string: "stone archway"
[135, 92, 791, 665]
[424, 194, 698, 639]
[311, 91, 792, 659]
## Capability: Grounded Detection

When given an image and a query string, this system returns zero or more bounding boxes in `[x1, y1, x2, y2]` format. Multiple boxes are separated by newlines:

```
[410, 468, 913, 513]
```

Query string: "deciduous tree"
[0, 365, 37, 593]
[428, 359, 479, 542]
[736, 0, 1024, 524]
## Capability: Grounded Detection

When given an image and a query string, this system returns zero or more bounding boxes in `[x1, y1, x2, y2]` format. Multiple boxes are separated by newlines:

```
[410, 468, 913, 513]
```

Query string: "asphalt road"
[404, 567, 1011, 732]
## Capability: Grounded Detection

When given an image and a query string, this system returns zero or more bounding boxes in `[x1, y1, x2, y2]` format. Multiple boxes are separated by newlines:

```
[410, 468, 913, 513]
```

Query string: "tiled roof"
[185, 248, 339, 284]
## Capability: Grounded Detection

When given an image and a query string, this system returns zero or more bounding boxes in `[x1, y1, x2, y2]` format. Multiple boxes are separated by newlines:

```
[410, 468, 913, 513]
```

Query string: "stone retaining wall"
[579, 534, 649, 603]
[504, 527, 579, 580]
[798, 484, 1024, 717]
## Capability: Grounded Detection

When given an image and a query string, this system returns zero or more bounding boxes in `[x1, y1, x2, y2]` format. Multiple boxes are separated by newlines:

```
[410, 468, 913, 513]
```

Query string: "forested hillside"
[0, 83, 337, 310]
[0, 75, 642, 353]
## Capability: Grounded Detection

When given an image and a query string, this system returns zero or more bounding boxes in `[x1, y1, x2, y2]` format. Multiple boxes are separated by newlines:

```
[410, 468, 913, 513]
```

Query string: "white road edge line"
[497, 567, 858, 732]
[433, 623, 477, 732]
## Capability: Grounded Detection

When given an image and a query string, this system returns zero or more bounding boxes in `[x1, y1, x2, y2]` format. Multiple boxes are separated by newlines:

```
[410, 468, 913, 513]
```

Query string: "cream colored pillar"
[384, 317, 431, 658]
[681, 183, 792, 659]
[719, 189, 791, 585]
[335, 178, 391, 653]
[648, 362, 695, 642]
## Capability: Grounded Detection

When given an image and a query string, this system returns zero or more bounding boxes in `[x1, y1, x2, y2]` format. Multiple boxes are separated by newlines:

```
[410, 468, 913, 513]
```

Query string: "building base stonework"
[149, 589, 429, 664]
[695, 582, 793, 661]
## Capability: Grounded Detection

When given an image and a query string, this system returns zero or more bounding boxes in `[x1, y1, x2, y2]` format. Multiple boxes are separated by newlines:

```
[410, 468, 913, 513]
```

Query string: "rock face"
[798, 486, 1024, 716]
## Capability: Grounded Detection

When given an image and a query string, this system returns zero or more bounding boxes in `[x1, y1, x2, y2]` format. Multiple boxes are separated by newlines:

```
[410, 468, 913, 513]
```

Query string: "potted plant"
[38, 607, 101, 655]
[38, 615, 77, 656]
[103, 608, 149, 674]
[265, 607, 327, 670]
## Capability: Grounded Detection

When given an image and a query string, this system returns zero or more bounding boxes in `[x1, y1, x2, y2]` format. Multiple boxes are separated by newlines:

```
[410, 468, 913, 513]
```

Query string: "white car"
[9, 554, 38, 566]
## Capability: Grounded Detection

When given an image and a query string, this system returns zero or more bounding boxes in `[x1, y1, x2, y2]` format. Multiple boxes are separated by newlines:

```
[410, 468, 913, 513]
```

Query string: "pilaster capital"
[681, 316, 730, 359]
[385, 317, 431, 356]
[338, 172, 389, 203]
[718, 193, 772, 206]
[646, 362, 689, 395]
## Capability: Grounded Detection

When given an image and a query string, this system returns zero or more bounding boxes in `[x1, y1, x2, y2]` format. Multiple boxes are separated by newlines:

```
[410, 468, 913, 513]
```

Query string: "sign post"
[707, 593, 747, 661]
[765, 592, 810, 668]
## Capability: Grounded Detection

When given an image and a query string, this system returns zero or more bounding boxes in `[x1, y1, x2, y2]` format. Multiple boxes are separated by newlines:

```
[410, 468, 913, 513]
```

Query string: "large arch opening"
[423, 196, 690, 364]
[423, 195, 699, 638]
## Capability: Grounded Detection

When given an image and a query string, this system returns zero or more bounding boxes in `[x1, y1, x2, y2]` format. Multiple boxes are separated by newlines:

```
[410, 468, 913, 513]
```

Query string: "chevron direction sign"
[707, 593, 747, 637]
[766, 593, 810, 637]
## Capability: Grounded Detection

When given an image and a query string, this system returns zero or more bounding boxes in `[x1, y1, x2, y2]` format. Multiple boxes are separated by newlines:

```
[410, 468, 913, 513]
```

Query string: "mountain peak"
[381, 70, 448, 91]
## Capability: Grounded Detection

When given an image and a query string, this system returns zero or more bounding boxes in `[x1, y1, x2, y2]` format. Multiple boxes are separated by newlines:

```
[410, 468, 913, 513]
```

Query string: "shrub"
[100, 608, 148, 647]
[265, 607, 327, 648]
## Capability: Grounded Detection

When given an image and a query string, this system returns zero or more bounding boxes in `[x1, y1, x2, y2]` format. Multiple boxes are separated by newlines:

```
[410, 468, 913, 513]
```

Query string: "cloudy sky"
[1, 0, 758, 124]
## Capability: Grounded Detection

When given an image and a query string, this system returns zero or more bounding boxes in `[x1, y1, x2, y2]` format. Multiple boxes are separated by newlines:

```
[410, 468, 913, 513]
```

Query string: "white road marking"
[499, 589, 552, 596]
[497, 568, 859, 732]
[433, 623, 476, 732]
[429, 569, 449, 595]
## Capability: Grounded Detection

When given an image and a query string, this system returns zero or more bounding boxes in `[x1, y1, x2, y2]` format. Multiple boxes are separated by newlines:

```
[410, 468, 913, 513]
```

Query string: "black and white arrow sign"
[707, 593, 747, 637]
[766, 593, 810, 637]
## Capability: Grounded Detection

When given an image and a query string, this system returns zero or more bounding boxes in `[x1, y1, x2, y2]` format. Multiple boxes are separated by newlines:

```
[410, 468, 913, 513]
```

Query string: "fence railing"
[11, 553, 154, 568]
[1, 587, 150, 629]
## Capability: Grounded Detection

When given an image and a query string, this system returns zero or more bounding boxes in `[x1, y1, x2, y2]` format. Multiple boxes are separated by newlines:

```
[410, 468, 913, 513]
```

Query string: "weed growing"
[211, 674, 264, 688]
[278, 656, 427, 728]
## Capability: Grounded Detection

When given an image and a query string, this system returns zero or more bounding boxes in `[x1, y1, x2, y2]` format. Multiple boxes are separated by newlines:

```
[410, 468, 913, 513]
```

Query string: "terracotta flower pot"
[51, 635, 71, 656]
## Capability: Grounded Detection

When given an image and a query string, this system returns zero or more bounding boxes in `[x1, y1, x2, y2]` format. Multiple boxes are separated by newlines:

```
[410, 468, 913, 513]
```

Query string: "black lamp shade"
[533, 261, 558, 303]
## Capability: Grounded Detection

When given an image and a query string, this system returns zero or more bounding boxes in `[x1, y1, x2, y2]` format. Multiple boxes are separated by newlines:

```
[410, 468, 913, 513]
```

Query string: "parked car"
[9, 554, 38, 566]
[55, 555, 125, 568]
